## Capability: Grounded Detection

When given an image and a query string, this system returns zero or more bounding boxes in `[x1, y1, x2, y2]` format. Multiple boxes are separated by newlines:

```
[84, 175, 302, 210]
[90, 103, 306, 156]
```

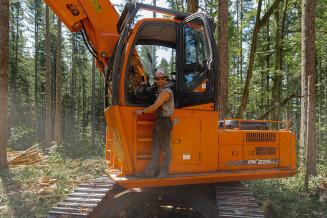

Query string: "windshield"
[125, 44, 176, 106]
[135, 45, 176, 84]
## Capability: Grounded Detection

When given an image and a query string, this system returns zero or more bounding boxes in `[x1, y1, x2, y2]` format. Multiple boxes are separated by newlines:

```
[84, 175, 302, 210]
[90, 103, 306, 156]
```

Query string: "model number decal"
[247, 159, 279, 165]
[225, 159, 279, 166]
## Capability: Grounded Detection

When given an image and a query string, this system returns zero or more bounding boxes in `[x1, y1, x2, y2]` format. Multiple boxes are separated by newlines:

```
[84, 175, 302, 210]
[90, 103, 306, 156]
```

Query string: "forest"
[0, 0, 327, 217]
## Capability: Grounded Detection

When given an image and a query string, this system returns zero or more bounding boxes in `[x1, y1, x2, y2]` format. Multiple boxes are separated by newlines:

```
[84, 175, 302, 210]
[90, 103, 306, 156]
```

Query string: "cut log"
[7, 145, 45, 166]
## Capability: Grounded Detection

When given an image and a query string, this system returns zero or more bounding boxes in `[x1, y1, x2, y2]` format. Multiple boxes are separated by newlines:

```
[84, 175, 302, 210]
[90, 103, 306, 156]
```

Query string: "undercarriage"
[48, 177, 263, 218]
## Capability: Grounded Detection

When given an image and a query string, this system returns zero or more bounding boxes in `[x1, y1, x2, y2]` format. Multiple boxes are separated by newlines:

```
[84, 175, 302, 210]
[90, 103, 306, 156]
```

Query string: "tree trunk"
[240, 0, 243, 82]
[317, 57, 322, 145]
[271, 7, 282, 121]
[265, 21, 271, 113]
[82, 74, 86, 135]
[91, 59, 96, 146]
[306, 75, 316, 177]
[45, 6, 52, 145]
[187, 0, 198, 13]
[0, 0, 9, 170]
[70, 34, 76, 144]
[218, 0, 229, 119]
[14, 2, 20, 123]
[300, 6, 308, 171]
[55, 19, 62, 145]
[34, 0, 40, 143]
[302, 0, 316, 188]
[260, 58, 264, 115]
[324, 64, 327, 149]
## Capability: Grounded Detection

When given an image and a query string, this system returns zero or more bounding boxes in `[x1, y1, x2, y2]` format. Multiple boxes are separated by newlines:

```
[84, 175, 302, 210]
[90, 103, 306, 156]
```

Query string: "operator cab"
[124, 16, 216, 109]
[106, 4, 218, 110]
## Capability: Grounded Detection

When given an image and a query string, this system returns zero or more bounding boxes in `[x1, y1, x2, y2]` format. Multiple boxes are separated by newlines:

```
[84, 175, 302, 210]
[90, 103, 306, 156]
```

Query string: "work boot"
[135, 168, 157, 178]
[157, 171, 168, 178]
[136, 172, 155, 178]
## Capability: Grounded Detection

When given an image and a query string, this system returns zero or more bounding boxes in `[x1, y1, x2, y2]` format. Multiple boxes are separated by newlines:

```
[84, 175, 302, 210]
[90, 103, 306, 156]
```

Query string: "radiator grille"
[246, 132, 276, 142]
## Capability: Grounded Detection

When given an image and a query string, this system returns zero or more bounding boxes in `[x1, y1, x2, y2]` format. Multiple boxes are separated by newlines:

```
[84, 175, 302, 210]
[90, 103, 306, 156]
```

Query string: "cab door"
[178, 13, 216, 107]
[170, 13, 217, 172]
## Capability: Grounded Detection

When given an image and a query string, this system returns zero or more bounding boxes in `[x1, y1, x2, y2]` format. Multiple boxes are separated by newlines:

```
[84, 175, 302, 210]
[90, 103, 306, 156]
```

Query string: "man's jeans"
[145, 116, 173, 175]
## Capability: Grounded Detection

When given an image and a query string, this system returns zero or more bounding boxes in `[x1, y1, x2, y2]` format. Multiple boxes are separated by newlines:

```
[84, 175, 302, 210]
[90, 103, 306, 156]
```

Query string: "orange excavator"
[45, 1, 297, 217]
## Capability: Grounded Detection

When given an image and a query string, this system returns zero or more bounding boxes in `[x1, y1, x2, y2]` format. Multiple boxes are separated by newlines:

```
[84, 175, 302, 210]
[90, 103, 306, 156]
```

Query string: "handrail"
[222, 118, 292, 131]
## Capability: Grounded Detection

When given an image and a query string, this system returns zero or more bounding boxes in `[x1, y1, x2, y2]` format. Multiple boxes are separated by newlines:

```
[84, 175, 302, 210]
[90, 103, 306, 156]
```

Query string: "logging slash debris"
[7, 145, 45, 166]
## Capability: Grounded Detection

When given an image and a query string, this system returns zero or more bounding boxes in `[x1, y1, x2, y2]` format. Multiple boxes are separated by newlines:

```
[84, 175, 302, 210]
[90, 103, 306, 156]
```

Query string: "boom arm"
[45, 0, 120, 71]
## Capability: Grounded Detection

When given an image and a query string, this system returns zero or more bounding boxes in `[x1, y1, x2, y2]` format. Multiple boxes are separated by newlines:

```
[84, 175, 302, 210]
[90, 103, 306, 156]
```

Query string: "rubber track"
[47, 176, 122, 218]
[214, 182, 264, 218]
[48, 177, 263, 217]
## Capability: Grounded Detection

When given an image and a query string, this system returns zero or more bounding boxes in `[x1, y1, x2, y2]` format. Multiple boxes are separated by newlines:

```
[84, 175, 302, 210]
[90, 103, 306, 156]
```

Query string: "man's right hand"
[135, 110, 144, 116]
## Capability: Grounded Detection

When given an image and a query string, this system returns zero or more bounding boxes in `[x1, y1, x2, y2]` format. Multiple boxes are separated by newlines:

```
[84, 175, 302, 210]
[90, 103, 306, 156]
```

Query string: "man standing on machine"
[136, 69, 174, 178]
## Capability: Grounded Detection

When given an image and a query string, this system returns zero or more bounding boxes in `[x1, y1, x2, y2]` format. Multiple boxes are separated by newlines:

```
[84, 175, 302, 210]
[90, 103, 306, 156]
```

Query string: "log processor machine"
[45, 0, 297, 217]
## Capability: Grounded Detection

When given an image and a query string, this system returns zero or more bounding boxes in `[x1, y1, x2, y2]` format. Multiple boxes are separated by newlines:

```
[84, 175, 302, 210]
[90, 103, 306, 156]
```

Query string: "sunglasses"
[155, 77, 166, 81]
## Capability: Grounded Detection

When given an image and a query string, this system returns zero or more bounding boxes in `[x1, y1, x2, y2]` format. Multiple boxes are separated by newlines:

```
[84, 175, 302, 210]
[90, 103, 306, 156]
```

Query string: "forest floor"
[0, 149, 326, 218]
[247, 163, 327, 218]
[0, 150, 107, 218]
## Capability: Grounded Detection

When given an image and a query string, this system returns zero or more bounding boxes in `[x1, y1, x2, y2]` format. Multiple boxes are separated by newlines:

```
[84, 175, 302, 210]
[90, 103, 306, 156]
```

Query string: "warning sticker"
[183, 153, 191, 160]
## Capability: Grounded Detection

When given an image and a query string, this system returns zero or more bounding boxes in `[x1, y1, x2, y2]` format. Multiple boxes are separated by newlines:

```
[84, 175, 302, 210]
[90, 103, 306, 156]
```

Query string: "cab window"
[183, 18, 209, 93]
[124, 23, 177, 106]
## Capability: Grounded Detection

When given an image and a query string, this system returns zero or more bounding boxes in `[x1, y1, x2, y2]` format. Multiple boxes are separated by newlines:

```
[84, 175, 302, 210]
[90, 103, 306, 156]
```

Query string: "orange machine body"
[45, 1, 297, 189]
[104, 16, 296, 188]
[104, 107, 296, 188]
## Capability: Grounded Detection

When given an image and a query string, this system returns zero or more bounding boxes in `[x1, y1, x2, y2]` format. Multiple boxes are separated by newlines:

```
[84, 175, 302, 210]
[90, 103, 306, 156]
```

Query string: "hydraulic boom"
[45, 0, 120, 70]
